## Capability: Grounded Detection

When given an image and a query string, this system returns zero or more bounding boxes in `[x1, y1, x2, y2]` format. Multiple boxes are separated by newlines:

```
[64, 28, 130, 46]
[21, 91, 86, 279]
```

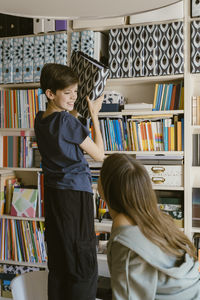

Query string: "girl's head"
[99, 153, 197, 260]
[99, 153, 158, 222]
[40, 63, 78, 98]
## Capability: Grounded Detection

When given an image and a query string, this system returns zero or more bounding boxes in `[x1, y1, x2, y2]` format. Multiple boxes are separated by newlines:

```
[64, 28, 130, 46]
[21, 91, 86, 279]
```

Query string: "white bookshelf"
[0, 0, 198, 283]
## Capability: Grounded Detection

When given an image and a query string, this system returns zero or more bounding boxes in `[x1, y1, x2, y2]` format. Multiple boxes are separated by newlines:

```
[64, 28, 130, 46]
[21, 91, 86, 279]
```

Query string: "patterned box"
[70, 31, 80, 55]
[191, 21, 200, 73]
[81, 30, 95, 57]
[143, 24, 158, 77]
[44, 34, 55, 63]
[54, 32, 67, 65]
[170, 21, 184, 75]
[156, 23, 171, 76]
[3, 38, 13, 83]
[33, 35, 45, 82]
[23, 36, 34, 82]
[108, 28, 123, 78]
[120, 27, 133, 78]
[132, 25, 145, 77]
[13, 37, 23, 83]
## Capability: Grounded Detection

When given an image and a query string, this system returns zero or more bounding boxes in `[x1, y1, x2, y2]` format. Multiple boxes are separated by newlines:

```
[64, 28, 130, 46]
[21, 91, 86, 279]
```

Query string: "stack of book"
[153, 82, 184, 111]
[192, 96, 200, 125]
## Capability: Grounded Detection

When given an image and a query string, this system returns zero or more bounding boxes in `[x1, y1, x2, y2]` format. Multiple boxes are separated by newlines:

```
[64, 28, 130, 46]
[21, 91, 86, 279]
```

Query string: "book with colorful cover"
[10, 188, 38, 218]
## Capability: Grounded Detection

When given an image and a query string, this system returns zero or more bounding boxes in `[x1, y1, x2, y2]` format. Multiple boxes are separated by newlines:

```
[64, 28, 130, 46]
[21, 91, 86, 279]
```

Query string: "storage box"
[73, 17, 126, 29]
[55, 20, 67, 31]
[33, 18, 45, 34]
[100, 103, 121, 112]
[191, 0, 200, 17]
[129, 1, 183, 24]
[44, 18, 55, 32]
[144, 165, 183, 187]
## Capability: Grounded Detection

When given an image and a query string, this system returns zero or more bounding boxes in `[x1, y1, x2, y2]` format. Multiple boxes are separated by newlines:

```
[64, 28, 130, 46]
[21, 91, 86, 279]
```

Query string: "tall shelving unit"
[184, 0, 200, 239]
[1, 0, 200, 292]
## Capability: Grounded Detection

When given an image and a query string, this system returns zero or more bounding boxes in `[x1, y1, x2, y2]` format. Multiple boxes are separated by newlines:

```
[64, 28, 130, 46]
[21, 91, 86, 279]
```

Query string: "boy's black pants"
[44, 187, 98, 300]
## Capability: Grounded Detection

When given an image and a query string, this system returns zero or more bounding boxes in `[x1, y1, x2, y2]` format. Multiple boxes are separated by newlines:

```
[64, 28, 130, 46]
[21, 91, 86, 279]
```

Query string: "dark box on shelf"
[100, 103, 121, 112]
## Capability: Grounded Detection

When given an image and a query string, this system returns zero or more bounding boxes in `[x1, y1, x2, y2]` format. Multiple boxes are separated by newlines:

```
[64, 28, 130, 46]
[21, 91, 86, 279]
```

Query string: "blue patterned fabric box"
[55, 32, 67, 65]
[44, 34, 55, 63]
[23, 36, 34, 82]
[71, 31, 80, 55]
[80, 30, 95, 57]
[3, 38, 13, 83]
[13, 37, 23, 83]
[34, 35, 45, 82]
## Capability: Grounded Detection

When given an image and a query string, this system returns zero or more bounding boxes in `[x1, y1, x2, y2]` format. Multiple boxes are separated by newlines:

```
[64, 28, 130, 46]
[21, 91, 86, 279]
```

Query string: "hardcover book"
[70, 50, 110, 119]
[10, 188, 38, 218]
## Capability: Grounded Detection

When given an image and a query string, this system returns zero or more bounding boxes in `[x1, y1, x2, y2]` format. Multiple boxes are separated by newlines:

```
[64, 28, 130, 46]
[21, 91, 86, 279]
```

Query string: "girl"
[34, 63, 104, 300]
[98, 153, 200, 300]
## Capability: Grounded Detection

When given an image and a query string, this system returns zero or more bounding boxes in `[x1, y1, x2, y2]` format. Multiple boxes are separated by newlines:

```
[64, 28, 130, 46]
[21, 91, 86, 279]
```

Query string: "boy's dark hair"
[40, 63, 78, 95]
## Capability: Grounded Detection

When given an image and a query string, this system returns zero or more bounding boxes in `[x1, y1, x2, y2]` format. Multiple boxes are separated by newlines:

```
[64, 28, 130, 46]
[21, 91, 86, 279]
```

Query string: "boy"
[34, 63, 104, 300]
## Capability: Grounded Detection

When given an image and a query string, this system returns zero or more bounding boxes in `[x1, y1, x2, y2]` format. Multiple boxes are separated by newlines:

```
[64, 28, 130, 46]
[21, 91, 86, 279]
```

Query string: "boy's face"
[51, 83, 78, 112]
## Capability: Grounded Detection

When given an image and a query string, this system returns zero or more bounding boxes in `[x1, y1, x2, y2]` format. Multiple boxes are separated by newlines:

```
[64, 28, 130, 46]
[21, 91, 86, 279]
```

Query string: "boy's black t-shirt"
[34, 111, 93, 193]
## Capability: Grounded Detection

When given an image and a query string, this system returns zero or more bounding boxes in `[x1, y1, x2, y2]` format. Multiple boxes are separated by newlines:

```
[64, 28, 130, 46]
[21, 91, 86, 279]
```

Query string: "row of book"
[0, 30, 107, 84]
[192, 188, 200, 228]
[192, 96, 200, 126]
[0, 89, 45, 129]
[0, 219, 47, 264]
[108, 21, 184, 78]
[90, 115, 184, 152]
[0, 170, 44, 218]
[152, 82, 184, 111]
[193, 134, 200, 166]
[3, 136, 38, 168]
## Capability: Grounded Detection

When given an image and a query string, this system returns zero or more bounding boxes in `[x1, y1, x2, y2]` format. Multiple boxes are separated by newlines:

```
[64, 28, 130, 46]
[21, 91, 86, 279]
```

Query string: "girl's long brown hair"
[100, 153, 197, 260]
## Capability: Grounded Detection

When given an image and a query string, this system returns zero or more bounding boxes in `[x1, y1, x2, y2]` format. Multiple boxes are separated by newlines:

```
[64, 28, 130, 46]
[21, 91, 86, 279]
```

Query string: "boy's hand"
[86, 95, 104, 117]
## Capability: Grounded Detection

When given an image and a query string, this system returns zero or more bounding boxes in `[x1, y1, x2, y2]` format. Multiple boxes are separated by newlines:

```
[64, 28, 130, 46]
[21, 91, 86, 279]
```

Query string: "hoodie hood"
[109, 225, 198, 280]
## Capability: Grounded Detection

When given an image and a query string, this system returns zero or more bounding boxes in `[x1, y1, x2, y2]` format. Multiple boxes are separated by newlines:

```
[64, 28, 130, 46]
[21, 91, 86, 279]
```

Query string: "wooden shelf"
[107, 75, 184, 86]
[0, 259, 47, 269]
[0, 215, 45, 222]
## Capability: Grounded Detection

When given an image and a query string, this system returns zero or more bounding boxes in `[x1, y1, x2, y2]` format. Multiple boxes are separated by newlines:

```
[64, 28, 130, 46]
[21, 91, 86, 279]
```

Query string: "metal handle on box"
[152, 177, 165, 184]
[151, 167, 165, 173]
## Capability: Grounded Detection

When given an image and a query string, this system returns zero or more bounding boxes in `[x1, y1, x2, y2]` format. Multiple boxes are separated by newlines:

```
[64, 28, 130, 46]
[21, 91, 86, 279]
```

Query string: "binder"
[70, 50, 110, 119]
[33, 35, 45, 82]
[3, 38, 13, 83]
[80, 30, 95, 57]
[23, 36, 34, 82]
[54, 32, 67, 65]
[0, 39, 3, 83]
[70, 31, 81, 54]
[44, 34, 55, 63]
[13, 37, 23, 83]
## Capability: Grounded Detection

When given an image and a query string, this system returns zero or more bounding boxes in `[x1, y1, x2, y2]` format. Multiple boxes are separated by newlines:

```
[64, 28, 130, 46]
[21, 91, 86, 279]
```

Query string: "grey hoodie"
[107, 226, 200, 300]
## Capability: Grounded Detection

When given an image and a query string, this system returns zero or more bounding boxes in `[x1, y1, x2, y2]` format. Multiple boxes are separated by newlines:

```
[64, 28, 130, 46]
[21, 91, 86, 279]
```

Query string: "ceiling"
[0, 0, 181, 19]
